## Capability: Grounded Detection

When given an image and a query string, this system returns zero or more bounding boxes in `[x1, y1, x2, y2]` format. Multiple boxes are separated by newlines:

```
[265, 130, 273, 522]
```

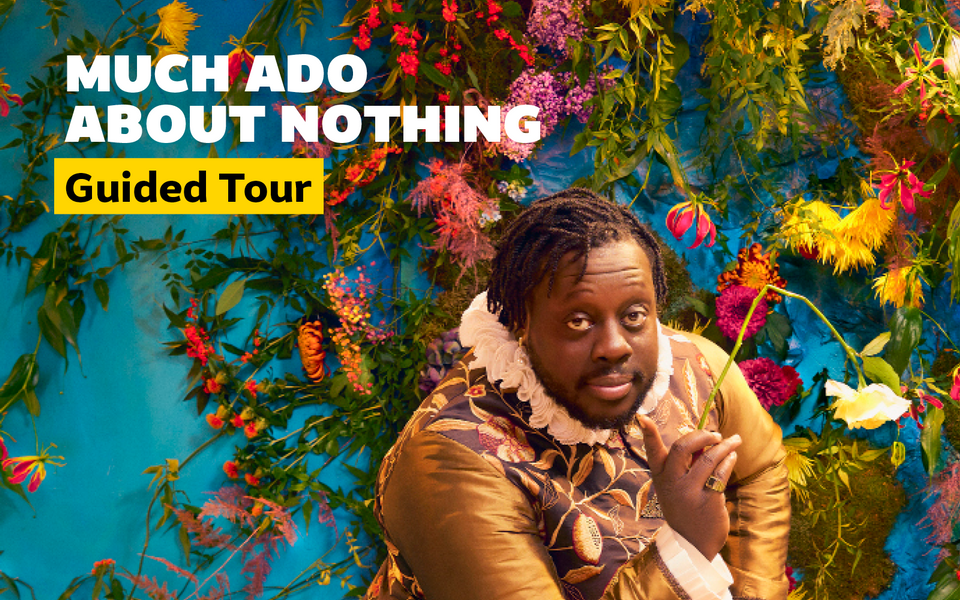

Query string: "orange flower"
[297, 320, 327, 382]
[91, 558, 115, 576]
[717, 243, 786, 304]
[223, 460, 239, 479]
[206, 413, 224, 429]
[251, 502, 263, 516]
[204, 377, 222, 394]
[245, 472, 260, 486]
[244, 421, 258, 439]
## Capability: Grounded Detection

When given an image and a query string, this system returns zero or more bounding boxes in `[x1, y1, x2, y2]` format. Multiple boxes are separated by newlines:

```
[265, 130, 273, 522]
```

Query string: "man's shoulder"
[660, 326, 731, 368]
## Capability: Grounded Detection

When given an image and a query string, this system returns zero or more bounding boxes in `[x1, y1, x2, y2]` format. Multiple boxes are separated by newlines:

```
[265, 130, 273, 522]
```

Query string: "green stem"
[697, 284, 866, 429]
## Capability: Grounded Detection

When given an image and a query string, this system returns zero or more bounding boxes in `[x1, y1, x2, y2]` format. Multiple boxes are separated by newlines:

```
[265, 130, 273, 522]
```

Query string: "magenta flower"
[739, 357, 796, 410]
[877, 160, 932, 214]
[716, 285, 767, 339]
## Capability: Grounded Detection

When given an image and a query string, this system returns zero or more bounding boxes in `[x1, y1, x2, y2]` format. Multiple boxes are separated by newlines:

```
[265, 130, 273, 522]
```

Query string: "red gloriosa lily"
[666, 201, 717, 249]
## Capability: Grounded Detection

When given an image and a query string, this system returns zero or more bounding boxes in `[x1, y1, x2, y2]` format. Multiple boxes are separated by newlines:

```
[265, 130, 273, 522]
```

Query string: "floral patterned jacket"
[365, 328, 789, 600]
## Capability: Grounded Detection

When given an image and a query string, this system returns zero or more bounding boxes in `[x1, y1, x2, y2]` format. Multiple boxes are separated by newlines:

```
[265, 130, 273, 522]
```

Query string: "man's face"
[524, 239, 659, 430]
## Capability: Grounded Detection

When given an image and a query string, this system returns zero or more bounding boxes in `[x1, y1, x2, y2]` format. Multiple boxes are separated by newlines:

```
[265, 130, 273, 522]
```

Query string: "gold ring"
[704, 475, 726, 493]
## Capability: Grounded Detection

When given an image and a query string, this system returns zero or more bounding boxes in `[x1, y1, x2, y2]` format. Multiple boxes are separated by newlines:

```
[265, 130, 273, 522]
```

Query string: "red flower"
[392, 2, 403, 11]
[244, 379, 258, 397]
[245, 472, 261, 486]
[227, 46, 255, 87]
[206, 413, 224, 429]
[354, 24, 372, 51]
[223, 460, 239, 479]
[204, 377, 222, 394]
[0, 450, 63, 493]
[398, 51, 419, 77]
[715, 285, 768, 340]
[0, 435, 7, 462]
[1, 83, 24, 118]
[666, 201, 717, 249]
[442, 0, 457, 21]
[438, 92, 450, 103]
[91, 559, 115, 576]
[231, 413, 244, 428]
[781, 365, 801, 400]
[185, 323, 214, 366]
[244, 421, 258, 439]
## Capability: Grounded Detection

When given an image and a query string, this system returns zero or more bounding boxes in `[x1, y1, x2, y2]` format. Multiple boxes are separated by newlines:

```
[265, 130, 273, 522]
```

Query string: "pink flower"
[877, 160, 932, 214]
[0, 435, 7, 462]
[715, 285, 767, 340]
[666, 201, 716, 249]
[1, 83, 24, 118]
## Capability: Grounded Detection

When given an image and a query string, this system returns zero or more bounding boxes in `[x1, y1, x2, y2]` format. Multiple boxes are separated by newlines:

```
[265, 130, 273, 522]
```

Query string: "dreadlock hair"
[487, 187, 667, 332]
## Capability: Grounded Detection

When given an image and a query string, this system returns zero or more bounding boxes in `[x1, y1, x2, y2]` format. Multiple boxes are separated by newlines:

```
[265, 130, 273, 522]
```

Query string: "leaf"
[886, 307, 922, 375]
[216, 278, 246, 316]
[921, 406, 945, 478]
[162, 303, 187, 329]
[572, 452, 595, 487]
[0, 353, 39, 414]
[821, 0, 865, 70]
[561, 564, 604, 584]
[94, 279, 109, 311]
[860, 332, 890, 357]
[862, 356, 900, 391]
[608, 488, 634, 508]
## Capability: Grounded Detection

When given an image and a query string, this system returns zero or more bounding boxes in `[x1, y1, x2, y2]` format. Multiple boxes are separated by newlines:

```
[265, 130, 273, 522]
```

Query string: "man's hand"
[638, 415, 741, 560]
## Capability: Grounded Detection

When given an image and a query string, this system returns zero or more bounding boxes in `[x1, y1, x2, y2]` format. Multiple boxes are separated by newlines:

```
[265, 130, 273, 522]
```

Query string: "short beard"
[527, 345, 654, 431]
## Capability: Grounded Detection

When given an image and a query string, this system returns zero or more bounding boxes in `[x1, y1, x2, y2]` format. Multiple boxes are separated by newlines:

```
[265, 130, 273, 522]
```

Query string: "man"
[365, 188, 789, 600]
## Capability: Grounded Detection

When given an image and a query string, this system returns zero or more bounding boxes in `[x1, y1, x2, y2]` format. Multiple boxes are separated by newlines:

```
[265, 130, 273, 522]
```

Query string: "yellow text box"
[55, 158, 324, 215]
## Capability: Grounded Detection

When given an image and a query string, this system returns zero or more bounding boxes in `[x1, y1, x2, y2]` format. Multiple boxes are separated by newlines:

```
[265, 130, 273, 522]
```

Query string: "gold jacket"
[365, 329, 789, 600]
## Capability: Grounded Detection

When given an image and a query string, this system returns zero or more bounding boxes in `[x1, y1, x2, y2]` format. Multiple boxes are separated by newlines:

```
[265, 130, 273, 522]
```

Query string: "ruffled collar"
[458, 291, 673, 446]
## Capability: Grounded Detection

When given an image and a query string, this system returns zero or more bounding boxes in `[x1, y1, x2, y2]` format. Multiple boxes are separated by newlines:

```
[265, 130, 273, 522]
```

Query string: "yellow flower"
[825, 380, 910, 430]
[782, 437, 814, 501]
[152, 44, 185, 66]
[819, 235, 876, 274]
[780, 200, 840, 256]
[154, 1, 199, 52]
[872, 265, 924, 308]
[834, 196, 895, 252]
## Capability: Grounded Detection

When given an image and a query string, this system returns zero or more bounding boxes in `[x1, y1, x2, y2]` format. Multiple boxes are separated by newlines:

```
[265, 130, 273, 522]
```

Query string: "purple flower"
[715, 286, 767, 339]
[527, 0, 585, 57]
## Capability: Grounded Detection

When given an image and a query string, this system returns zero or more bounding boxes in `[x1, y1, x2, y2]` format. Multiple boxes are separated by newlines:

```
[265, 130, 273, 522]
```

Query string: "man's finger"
[689, 434, 741, 483]
[664, 430, 723, 478]
[638, 416, 669, 473]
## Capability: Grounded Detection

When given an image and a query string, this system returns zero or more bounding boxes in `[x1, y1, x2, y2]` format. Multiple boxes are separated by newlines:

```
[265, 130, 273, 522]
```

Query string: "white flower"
[945, 35, 960, 82]
[825, 380, 910, 430]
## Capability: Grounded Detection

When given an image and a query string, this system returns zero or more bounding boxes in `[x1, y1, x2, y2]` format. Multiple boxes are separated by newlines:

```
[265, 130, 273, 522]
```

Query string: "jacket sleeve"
[687, 334, 791, 600]
[380, 430, 567, 600]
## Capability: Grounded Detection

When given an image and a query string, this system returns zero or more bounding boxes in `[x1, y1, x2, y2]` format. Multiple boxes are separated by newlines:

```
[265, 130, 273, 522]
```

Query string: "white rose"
[825, 380, 911, 430]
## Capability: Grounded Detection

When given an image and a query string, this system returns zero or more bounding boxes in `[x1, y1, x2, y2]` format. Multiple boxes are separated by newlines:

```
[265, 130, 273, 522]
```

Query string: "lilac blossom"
[527, 0, 586, 58]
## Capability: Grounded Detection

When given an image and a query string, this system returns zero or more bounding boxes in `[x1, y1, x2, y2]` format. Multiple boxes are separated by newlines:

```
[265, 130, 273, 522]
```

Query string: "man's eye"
[623, 311, 646, 326]
[567, 317, 592, 331]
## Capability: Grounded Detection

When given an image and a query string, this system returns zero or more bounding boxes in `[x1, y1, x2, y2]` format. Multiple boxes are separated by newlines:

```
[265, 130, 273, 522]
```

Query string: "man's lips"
[584, 374, 635, 401]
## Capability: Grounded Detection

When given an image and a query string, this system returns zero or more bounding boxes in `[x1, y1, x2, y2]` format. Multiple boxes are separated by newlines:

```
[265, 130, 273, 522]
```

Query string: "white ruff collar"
[458, 291, 673, 446]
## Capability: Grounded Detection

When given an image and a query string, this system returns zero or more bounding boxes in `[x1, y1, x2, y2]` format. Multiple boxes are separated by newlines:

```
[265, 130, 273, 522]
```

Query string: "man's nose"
[591, 320, 632, 363]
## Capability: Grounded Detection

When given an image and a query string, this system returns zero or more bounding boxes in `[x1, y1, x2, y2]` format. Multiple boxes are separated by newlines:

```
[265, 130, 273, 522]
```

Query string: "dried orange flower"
[297, 320, 327, 382]
[717, 243, 787, 304]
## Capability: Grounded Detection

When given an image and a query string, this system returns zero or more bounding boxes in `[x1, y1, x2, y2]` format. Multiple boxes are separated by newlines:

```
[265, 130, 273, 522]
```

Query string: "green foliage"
[788, 426, 904, 599]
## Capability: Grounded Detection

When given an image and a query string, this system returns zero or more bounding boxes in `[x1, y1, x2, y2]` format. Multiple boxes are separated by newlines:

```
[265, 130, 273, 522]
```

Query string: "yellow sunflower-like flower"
[872, 265, 924, 308]
[819, 235, 876, 274]
[779, 200, 840, 257]
[154, 1, 199, 52]
[834, 196, 895, 252]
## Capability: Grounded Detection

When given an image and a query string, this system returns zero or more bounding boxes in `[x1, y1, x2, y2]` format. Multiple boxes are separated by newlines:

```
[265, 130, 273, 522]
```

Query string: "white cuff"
[656, 524, 734, 600]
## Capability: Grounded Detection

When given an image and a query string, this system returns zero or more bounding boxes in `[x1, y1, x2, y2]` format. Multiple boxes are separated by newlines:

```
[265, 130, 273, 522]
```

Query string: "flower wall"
[1, 0, 960, 598]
